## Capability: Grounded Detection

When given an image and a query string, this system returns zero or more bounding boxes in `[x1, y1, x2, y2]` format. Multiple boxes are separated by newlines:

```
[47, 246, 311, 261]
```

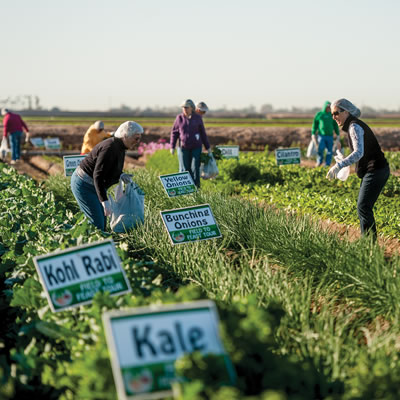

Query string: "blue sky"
[1, 0, 399, 111]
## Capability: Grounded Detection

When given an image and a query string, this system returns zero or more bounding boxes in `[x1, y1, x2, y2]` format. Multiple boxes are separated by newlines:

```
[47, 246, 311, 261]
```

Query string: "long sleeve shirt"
[337, 123, 364, 169]
[79, 137, 126, 202]
[311, 111, 339, 137]
[3, 112, 29, 137]
[170, 112, 210, 150]
[81, 124, 111, 154]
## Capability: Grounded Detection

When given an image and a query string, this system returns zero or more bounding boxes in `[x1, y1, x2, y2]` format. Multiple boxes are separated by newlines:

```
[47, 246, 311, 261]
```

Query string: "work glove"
[25, 132, 31, 144]
[120, 173, 132, 184]
[170, 148, 175, 155]
[102, 200, 112, 216]
[326, 164, 341, 180]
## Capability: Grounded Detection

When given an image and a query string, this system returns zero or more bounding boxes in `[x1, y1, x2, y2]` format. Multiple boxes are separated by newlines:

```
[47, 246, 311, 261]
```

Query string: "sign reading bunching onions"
[159, 172, 196, 197]
[34, 240, 131, 312]
[275, 147, 301, 165]
[160, 204, 221, 244]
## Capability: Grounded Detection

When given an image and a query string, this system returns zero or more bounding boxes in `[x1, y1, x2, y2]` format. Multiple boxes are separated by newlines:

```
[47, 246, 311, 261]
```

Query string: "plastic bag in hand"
[333, 150, 350, 181]
[0, 137, 10, 158]
[200, 155, 219, 179]
[109, 178, 145, 233]
[306, 139, 317, 158]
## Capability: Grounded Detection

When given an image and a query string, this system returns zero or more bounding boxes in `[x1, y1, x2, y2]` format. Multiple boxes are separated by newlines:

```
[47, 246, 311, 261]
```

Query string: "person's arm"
[21, 117, 29, 133]
[170, 116, 180, 150]
[3, 114, 9, 137]
[337, 124, 364, 169]
[198, 118, 210, 150]
[92, 145, 117, 202]
[311, 113, 319, 136]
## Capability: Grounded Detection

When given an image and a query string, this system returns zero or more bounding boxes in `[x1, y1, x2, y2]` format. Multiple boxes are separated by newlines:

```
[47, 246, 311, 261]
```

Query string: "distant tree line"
[1, 96, 399, 118]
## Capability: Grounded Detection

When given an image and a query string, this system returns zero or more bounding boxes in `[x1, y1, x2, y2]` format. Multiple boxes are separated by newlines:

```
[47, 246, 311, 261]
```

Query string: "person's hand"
[102, 200, 112, 216]
[207, 148, 212, 155]
[312, 135, 318, 147]
[326, 164, 340, 180]
[120, 173, 132, 184]
[170, 148, 175, 155]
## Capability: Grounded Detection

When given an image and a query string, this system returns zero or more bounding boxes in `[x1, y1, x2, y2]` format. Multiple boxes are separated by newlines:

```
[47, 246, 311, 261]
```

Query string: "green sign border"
[159, 172, 197, 197]
[63, 155, 86, 177]
[275, 147, 301, 166]
[34, 239, 131, 312]
[160, 204, 222, 245]
[102, 300, 236, 400]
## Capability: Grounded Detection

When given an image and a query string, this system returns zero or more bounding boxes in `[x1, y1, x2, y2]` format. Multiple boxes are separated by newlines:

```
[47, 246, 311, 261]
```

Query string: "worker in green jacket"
[311, 101, 340, 166]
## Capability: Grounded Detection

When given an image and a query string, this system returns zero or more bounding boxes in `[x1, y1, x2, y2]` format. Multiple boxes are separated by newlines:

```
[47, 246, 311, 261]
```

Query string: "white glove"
[25, 132, 31, 144]
[170, 148, 175, 155]
[102, 200, 112, 216]
[326, 164, 341, 180]
[120, 173, 132, 184]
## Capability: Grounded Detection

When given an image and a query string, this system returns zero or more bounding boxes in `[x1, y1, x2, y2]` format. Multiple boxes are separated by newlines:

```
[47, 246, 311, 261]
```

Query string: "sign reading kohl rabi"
[159, 172, 196, 197]
[103, 300, 235, 400]
[160, 204, 221, 244]
[216, 145, 240, 159]
[63, 155, 86, 177]
[44, 137, 61, 150]
[275, 147, 301, 165]
[34, 240, 131, 312]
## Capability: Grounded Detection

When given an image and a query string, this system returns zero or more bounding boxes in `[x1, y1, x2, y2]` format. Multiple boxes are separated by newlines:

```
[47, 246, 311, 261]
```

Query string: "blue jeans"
[182, 147, 202, 187]
[317, 136, 334, 166]
[70, 171, 106, 231]
[9, 131, 23, 161]
[357, 166, 390, 237]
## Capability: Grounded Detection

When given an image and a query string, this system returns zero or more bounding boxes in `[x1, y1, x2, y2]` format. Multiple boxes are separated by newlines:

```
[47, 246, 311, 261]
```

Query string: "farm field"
[1, 139, 400, 399]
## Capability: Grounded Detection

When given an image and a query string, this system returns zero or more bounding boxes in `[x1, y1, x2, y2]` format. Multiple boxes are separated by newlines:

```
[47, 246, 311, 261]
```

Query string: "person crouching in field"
[81, 120, 111, 154]
[170, 99, 211, 187]
[71, 121, 143, 231]
[326, 99, 390, 239]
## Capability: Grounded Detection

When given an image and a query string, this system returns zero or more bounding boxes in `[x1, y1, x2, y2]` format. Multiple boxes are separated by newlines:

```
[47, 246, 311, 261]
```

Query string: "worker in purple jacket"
[170, 99, 211, 187]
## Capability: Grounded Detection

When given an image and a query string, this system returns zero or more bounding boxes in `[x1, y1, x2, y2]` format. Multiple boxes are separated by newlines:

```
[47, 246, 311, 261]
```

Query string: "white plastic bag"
[0, 137, 10, 159]
[306, 139, 317, 158]
[334, 150, 350, 181]
[200, 155, 219, 179]
[109, 177, 145, 233]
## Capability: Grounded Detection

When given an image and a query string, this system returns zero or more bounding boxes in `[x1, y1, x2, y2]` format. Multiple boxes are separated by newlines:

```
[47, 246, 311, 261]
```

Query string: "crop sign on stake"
[216, 145, 239, 159]
[63, 155, 86, 177]
[30, 137, 45, 148]
[44, 137, 61, 150]
[103, 300, 235, 400]
[159, 172, 196, 197]
[34, 239, 131, 312]
[275, 147, 301, 165]
[160, 204, 221, 244]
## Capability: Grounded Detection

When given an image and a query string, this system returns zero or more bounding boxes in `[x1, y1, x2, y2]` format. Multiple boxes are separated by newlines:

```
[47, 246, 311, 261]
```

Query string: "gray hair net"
[93, 120, 104, 130]
[180, 99, 196, 110]
[331, 99, 361, 118]
[114, 121, 144, 139]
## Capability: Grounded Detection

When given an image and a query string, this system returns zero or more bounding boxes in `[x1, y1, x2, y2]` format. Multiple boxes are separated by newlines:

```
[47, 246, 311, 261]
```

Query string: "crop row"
[2, 161, 400, 399]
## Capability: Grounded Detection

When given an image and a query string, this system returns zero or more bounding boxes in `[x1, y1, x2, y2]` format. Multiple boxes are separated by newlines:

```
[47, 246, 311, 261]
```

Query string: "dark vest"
[342, 115, 388, 179]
